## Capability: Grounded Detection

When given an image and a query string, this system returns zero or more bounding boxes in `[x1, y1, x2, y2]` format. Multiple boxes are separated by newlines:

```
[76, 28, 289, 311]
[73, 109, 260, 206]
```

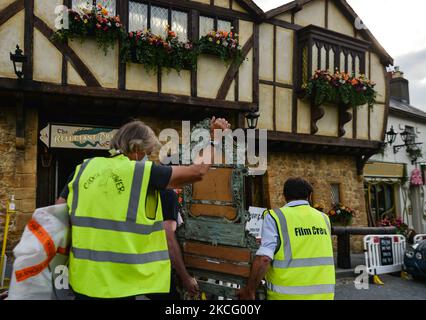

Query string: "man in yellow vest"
[238, 178, 335, 300]
[63, 118, 230, 299]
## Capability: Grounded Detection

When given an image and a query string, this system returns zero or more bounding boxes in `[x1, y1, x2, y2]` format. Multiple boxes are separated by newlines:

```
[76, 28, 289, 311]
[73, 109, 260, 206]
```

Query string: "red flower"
[96, 23, 101, 29]
[103, 26, 108, 31]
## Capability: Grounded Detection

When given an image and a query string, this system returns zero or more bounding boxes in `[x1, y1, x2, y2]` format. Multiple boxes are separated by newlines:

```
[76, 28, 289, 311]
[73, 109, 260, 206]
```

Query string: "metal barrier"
[414, 234, 426, 244]
[364, 235, 406, 275]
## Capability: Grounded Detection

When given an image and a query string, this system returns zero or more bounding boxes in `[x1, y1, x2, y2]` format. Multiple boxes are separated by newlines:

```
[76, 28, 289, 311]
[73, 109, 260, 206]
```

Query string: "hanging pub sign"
[40, 124, 118, 150]
[379, 237, 394, 266]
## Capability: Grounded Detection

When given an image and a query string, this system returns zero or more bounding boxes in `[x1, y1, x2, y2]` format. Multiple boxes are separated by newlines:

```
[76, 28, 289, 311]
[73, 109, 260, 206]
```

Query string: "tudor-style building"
[0, 0, 392, 253]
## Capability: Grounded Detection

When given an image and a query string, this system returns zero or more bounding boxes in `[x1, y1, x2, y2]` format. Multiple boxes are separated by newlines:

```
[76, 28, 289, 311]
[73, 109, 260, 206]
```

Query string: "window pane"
[72, 0, 91, 10]
[172, 10, 188, 42]
[98, 0, 116, 15]
[217, 19, 231, 32]
[151, 5, 168, 38]
[199, 16, 214, 38]
[331, 184, 340, 205]
[129, 1, 148, 32]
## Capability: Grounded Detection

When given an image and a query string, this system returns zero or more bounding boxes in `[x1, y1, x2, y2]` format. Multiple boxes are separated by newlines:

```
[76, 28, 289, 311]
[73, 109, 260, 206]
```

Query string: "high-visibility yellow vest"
[67, 155, 171, 298]
[265, 205, 335, 300]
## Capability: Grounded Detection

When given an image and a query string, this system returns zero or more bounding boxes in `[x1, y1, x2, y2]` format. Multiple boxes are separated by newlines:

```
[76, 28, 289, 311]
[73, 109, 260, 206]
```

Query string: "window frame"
[127, 0, 190, 37]
[330, 182, 342, 206]
[199, 14, 235, 37]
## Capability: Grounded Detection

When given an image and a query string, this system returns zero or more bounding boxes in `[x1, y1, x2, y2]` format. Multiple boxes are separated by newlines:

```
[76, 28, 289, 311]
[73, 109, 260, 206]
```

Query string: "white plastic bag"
[7, 204, 70, 300]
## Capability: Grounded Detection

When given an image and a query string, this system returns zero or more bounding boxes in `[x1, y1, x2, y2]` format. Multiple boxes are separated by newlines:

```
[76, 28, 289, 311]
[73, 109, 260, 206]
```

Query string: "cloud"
[395, 49, 426, 110]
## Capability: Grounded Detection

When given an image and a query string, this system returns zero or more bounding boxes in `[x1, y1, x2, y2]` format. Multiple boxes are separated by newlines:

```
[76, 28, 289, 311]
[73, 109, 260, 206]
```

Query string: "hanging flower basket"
[121, 30, 197, 74]
[302, 70, 377, 110]
[198, 31, 244, 66]
[52, 3, 125, 54]
[327, 204, 356, 226]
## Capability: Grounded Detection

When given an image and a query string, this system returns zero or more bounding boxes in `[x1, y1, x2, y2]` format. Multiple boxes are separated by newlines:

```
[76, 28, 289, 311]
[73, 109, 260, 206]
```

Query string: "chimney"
[390, 66, 410, 104]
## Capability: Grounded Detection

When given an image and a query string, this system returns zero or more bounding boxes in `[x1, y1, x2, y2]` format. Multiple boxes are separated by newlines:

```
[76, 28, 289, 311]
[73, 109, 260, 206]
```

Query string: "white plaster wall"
[370, 53, 386, 104]
[232, 1, 247, 13]
[275, 12, 292, 23]
[126, 63, 158, 92]
[68, 39, 118, 88]
[0, 0, 15, 11]
[258, 84, 274, 130]
[370, 103, 385, 141]
[275, 87, 292, 132]
[34, 0, 62, 29]
[356, 104, 369, 139]
[316, 103, 338, 137]
[239, 49, 253, 102]
[328, 0, 354, 37]
[0, 10, 25, 79]
[215, 0, 230, 9]
[295, 0, 325, 28]
[275, 27, 293, 85]
[297, 99, 311, 134]
[258, 23, 274, 81]
[33, 29, 62, 83]
[197, 55, 227, 99]
[370, 113, 426, 231]
[68, 62, 85, 86]
[162, 69, 191, 96]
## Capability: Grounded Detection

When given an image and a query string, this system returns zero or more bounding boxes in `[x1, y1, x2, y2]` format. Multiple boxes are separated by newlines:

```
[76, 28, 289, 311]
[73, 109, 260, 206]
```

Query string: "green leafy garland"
[303, 70, 377, 109]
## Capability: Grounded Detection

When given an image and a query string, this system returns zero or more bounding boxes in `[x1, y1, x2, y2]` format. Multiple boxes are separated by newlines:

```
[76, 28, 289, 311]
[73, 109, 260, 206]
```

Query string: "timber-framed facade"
[0, 0, 393, 252]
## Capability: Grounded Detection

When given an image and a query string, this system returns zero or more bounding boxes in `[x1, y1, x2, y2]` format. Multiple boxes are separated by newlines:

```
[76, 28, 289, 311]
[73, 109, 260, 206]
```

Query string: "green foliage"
[52, 5, 125, 55]
[197, 31, 244, 66]
[304, 70, 377, 109]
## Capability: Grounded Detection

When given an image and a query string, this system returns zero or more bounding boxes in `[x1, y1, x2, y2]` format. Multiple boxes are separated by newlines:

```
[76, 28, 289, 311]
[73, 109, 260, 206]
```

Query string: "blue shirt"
[256, 200, 310, 259]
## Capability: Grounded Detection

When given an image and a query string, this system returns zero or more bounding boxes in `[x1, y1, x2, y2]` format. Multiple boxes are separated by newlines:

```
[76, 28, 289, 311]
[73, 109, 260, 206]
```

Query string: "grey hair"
[110, 120, 161, 156]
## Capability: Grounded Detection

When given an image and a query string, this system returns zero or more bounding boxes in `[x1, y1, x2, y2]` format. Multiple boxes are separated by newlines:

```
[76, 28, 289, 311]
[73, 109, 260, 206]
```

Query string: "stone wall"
[265, 152, 368, 252]
[0, 107, 37, 255]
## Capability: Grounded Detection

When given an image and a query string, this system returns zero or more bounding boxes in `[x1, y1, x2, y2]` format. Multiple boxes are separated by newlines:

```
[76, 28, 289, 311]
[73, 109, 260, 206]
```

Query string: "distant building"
[366, 67, 426, 234]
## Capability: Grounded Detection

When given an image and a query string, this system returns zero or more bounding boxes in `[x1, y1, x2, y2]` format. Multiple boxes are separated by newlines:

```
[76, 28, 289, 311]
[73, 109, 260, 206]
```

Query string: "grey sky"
[253, 0, 426, 110]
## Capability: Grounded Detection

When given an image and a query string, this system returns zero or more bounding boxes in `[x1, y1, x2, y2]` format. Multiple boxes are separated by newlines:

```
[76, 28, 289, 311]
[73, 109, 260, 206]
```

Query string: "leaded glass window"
[72, 0, 116, 15]
[172, 10, 188, 42]
[129, 1, 148, 32]
[151, 5, 168, 38]
[217, 19, 231, 32]
[199, 16, 214, 37]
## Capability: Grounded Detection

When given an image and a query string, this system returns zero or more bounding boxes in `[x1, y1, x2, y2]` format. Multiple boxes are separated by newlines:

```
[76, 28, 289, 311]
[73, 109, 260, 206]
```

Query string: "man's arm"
[238, 256, 271, 300]
[238, 212, 280, 300]
[166, 117, 230, 189]
[163, 220, 199, 295]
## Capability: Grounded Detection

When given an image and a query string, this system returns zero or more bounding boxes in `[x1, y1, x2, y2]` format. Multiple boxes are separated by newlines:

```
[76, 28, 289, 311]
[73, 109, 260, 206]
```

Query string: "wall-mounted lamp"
[10, 45, 27, 79]
[385, 126, 398, 146]
[245, 110, 260, 130]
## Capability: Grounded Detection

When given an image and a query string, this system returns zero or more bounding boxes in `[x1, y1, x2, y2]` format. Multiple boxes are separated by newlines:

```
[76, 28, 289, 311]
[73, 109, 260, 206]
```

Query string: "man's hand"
[210, 117, 231, 133]
[181, 275, 199, 296]
[237, 287, 256, 300]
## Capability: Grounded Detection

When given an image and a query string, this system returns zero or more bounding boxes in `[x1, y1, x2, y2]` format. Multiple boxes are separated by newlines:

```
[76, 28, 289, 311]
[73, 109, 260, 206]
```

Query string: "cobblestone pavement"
[335, 275, 426, 300]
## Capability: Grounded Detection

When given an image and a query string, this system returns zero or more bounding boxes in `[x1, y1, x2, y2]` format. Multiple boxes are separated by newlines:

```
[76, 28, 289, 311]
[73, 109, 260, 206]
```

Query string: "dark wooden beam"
[259, 80, 293, 90]
[149, 0, 254, 21]
[252, 23, 259, 105]
[338, 105, 353, 137]
[267, 18, 303, 31]
[325, 0, 329, 29]
[0, 77, 255, 111]
[273, 25, 277, 131]
[0, 0, 24, 27]
[33, 16, 101, 87]
[292, 30, 298, 133]
[381, 70, 392, 141]
[267, 130, 383, 150]
[216, 34, 254, 100]
[62, 0, 71, 85]
[24, 0, 34, 80]
[117, 0, 128, 90]
[15, 92, 25, 149]
[190, 9, 199, 97]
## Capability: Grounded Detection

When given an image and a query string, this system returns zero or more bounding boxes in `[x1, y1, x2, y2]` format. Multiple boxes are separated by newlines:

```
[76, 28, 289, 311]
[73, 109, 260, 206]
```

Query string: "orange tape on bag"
[15, 219, 58, 282]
